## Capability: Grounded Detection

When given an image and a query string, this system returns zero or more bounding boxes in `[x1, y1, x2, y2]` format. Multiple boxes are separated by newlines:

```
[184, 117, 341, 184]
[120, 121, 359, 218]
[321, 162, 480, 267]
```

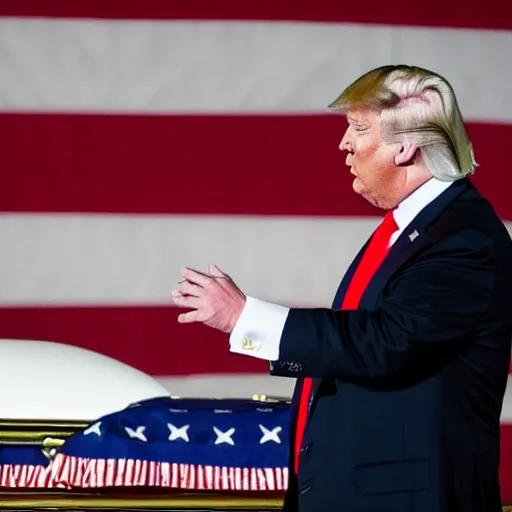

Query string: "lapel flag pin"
[409, 229, 419, 242]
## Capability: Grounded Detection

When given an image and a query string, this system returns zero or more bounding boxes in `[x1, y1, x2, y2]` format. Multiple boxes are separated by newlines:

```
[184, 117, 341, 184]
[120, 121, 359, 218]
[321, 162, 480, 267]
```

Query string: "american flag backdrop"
[1, 0, 512, 493]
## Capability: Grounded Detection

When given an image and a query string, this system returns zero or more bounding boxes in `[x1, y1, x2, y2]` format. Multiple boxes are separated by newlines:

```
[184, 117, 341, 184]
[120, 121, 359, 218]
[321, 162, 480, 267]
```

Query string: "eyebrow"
[347, 116, 368, 127]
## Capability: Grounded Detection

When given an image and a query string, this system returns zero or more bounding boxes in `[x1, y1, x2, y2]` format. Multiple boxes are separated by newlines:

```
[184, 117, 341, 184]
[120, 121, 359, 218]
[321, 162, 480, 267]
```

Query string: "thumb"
[209, 264, 225, 278]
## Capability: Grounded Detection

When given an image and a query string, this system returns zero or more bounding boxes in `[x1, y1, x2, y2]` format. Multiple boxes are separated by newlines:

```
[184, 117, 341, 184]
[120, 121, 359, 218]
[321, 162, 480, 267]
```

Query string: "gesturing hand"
[171, 265, 246, 333]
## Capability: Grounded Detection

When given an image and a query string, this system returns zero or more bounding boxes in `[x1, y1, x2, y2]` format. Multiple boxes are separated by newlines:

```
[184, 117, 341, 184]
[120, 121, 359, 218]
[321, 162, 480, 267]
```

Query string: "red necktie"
[293, 211, 398, 473]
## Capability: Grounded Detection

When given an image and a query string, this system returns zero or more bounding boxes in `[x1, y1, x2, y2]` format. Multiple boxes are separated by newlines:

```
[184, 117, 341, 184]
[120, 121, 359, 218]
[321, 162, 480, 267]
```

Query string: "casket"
[0, 339, 288, 510]
[2, 339, 512, 512]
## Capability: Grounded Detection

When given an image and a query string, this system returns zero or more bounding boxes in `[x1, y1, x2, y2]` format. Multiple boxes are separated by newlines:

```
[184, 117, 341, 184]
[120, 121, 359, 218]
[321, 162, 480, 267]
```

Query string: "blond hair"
[329, 65, 478, 181]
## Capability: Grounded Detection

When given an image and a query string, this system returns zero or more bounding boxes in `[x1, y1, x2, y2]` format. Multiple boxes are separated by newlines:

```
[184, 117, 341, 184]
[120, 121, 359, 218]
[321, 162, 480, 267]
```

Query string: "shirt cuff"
[229, 296, 290, 361]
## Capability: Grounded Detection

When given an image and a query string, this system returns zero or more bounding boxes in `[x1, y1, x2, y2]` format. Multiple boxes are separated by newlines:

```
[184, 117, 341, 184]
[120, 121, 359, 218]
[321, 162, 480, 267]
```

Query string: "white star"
[167, 423, 190, 442]
[213, 426, 235, 445]
[83, 421, 102, 436]
[125, 425, 147, 442]
[259, 424, 282, 444]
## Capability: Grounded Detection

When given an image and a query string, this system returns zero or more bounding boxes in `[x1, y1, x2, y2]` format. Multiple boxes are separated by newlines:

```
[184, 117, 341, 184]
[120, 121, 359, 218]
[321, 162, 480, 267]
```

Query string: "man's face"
[339, 107, 403, 209]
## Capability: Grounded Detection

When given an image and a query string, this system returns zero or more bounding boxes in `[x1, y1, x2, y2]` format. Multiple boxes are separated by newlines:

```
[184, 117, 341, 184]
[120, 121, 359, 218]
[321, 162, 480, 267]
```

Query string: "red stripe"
[0, 306, 268, 376]
[2, 114, 511, 221]
[0, 0, 510, 30]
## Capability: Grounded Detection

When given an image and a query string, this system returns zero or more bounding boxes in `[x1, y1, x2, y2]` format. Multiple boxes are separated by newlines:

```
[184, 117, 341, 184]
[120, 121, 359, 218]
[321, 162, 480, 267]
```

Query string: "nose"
[339, 127, 352, 152]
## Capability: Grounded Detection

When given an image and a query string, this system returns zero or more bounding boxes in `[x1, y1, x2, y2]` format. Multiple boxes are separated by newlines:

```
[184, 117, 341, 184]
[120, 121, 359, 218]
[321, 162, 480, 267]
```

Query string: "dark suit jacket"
[270, 178, 512, 512]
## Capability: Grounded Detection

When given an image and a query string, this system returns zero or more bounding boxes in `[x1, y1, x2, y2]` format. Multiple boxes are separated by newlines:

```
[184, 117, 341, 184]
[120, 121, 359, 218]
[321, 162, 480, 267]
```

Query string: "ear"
[395, 142, 418, 166]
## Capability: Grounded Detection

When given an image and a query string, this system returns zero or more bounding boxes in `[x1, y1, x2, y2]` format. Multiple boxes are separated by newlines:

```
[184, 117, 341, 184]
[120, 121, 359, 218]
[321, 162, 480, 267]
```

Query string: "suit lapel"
[361, 178, 471, 308]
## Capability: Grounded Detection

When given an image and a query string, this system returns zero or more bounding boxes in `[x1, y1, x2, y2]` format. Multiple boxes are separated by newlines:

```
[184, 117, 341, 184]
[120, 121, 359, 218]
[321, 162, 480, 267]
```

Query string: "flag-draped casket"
[2, 340, 512, 511]
[0, 340, 287, 510]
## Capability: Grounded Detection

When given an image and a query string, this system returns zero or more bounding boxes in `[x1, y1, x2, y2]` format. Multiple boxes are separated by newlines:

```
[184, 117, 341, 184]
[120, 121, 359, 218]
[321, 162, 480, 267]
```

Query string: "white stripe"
[156, 374, 295, 401]
[2, 213, 511, 306]
[157, 374, 512, 422]
[0, 213, 382, 306]
[0, 18, 511, 121]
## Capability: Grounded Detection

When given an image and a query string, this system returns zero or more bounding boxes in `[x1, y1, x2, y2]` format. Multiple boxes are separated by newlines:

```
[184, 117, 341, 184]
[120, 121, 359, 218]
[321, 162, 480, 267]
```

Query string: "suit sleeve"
[230, 229, 496, 380]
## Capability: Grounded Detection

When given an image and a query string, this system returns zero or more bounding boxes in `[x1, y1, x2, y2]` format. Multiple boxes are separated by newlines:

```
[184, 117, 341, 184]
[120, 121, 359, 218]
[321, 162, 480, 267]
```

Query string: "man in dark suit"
[171, 65, 512, 511]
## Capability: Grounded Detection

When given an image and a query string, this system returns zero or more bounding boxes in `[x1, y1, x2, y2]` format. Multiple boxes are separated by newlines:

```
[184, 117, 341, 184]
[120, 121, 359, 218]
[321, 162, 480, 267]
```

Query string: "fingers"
[173, 279, 202, 297]
[208, 264, 226, 278]
[178, 265, 229, 291]
[172, 294, 200, 309]
[173, 265, 231, 327]
[177, 309, 202, 324]
[180, 267, 211, 286]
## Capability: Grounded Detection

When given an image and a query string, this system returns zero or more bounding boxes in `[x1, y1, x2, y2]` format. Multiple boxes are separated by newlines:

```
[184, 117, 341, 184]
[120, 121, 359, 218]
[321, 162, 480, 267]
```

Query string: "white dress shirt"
[229, 177, 454, 361]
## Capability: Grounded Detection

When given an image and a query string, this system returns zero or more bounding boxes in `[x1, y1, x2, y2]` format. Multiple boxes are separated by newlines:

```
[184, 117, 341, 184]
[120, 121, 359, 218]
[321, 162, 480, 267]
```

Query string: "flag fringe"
[0, 454, 288, 491]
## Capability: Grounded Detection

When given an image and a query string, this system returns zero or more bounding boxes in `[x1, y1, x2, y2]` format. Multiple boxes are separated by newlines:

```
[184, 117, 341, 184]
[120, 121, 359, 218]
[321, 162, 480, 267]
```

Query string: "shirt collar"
[393, 177, 454, 232]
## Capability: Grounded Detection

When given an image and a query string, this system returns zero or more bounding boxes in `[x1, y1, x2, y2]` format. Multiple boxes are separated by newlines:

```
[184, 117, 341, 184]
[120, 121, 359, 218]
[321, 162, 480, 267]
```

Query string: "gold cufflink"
[242, 338, 255, 350]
